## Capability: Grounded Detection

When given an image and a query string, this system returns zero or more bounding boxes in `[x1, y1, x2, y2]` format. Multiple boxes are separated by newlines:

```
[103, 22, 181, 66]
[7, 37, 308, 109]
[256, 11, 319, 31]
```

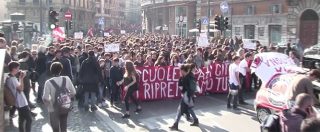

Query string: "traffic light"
[69, 21, 73, 30]
[196, 19, 201, 33]
[214, 15, 221, 30]
[49, 10, 59, 30]
[223, 17, 229, 30]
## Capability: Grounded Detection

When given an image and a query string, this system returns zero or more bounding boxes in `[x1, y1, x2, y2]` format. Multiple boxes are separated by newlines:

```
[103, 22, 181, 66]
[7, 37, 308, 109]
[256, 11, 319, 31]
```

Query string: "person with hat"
[286, 69, 320, 107]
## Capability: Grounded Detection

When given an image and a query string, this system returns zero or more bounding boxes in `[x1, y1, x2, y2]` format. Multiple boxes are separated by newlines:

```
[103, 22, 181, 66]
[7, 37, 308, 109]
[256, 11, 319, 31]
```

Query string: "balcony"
[141, 0, 196, 7]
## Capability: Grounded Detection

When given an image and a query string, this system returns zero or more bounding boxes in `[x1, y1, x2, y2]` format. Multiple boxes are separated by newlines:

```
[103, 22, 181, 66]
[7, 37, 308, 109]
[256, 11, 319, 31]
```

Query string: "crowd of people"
[1, 32, 320, 132]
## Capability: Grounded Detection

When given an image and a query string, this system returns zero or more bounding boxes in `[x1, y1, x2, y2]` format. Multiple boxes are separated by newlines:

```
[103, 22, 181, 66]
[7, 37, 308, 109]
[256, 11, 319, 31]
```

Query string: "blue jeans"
[84, 92, 97, 107]
[175, 99, 198, 124]
[228, 83, 239, 108]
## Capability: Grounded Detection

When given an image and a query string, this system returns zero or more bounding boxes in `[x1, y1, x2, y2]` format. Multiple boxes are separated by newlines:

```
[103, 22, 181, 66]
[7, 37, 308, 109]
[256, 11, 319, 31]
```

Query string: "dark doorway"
[299, 9, 319, 48]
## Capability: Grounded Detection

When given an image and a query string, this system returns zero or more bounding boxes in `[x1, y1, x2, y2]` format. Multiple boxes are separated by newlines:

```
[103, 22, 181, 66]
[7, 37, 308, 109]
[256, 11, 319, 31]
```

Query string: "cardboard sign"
[243, 39, 257, 49]
[74, 32, 83, 39]
[104, 43, 120, 52]
[120, 30, 126, 34]
[250, 52, 298, 86]
[197, 33, 209, 47]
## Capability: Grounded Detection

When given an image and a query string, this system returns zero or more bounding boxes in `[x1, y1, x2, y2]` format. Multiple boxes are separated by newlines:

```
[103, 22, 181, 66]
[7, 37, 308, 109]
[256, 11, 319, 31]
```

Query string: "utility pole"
[40, 0, 43, 35]
[207, 0, 210, 38]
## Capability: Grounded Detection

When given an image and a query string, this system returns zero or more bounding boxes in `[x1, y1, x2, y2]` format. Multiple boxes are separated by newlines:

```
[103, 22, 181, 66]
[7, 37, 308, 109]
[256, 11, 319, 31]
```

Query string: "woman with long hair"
[170, 64, 199, 130]
[154, 56, 167, 66]
[117, 61, 142, 118]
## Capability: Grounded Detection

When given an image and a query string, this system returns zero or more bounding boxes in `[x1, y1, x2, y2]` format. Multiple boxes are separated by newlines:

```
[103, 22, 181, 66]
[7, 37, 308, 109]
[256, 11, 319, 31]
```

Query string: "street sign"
[99, 17, 105, 25]
[64, 10, 72, 20]
[202, 17, 209, 25]
[220, 1, 229, 13]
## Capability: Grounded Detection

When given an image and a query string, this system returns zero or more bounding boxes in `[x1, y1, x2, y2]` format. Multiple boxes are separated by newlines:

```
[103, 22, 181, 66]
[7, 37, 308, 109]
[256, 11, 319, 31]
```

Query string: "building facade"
[95, 0, 125, 32]
[141, 0, 197, 37]
[142, 0, 320, 48]
[6, 0, 96, 35]
[125, 0, 141, 25]
[0, 0, 9, 21]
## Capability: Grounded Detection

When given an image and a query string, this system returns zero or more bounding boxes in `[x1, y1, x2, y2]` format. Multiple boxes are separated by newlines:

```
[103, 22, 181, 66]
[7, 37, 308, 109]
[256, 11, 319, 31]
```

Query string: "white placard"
[197, 33, 209, 47]
[120, 30, 126, 34]
[104, 43, 120, 52]
[243, 39, 257, 49]
[74, 32, 83, 39]
[31, 44, 38, 51]
[250, 52, 298, 86]
[104, 32, 110, 37]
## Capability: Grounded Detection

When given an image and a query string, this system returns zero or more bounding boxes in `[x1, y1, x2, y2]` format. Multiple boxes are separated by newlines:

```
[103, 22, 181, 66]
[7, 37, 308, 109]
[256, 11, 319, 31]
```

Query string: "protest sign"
[104, 43, 120, 52]
[104, 32, 110, 37]
[120, 30, 126, 34]
[197, 33, 209, 47]
[31, 44, 38, 51]
[121, 62, 229, 101]
[74, 32, 83, 39]
[243, 39, 257, 49]
[250, 52, 298, 86]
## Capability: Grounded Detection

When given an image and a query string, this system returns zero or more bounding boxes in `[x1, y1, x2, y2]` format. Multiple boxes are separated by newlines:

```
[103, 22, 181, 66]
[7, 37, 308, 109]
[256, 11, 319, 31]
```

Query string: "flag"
[52, 27, 65, 41]
[87, 27, 94, 37]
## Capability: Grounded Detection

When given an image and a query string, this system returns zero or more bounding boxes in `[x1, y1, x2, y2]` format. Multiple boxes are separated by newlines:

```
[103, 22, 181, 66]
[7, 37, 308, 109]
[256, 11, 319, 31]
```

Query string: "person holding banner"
[238, 52, 253, 105]
[116, 61, 141, 118]
[170, 64, 199, 130]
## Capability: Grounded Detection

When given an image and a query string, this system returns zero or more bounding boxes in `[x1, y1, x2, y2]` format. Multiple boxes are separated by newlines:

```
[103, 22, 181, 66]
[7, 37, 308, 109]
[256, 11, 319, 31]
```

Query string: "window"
[246, 5, 255, 15]
[258, 27, 264, 37]
[269, 25, 282, 44]
[244, 25, 255, 39]
[97, 8, 101, 14]
[33, 0, 39, 4]
[270, 4, 281, 14]
[19, 0, 26, 4]
[235, 27, 240, 35]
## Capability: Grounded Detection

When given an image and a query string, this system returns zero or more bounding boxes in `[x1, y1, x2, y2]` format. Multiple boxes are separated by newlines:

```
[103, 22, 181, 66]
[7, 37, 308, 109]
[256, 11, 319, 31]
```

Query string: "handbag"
[4, 75, 16, 106]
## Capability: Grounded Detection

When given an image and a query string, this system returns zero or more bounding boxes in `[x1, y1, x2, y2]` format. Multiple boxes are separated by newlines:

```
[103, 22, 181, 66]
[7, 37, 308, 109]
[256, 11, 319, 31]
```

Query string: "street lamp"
[178, 16, 184, 38]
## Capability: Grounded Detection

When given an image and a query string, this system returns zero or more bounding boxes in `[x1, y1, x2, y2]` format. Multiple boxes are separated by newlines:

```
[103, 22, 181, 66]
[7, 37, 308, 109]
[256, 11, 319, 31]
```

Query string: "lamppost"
[178, 16, 184, 37]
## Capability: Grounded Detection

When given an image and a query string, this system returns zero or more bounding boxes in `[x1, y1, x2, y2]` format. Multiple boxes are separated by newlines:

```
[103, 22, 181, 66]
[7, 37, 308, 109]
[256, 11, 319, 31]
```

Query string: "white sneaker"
[102, 102, 107, 107]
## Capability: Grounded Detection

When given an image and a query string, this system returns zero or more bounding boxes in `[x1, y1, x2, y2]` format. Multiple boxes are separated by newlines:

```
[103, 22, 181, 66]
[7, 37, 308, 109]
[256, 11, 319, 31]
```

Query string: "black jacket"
[179, 72, 195, 96]
[35, 52, 47, 75]
[79, 56, 102, 84]
[110, 65, 124, 86]
[52, 56, 73, 80]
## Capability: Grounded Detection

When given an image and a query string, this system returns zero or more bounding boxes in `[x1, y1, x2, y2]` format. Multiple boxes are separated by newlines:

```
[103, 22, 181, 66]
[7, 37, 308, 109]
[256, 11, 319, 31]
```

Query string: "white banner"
[250, 52, 299, 85]
[104, 43, 120, 52]
[197, 33, 209, 47]
[120, 30, 126, 34]
[243, 39, 257, 50]
[74, 32, 83, 39]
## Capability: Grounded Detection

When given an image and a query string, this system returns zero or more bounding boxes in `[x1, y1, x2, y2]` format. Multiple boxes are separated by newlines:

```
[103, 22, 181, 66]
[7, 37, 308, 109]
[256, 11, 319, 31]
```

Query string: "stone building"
[142, 0, 320, 48]
[201, 0, 320, 48]
[141, 0, 197, 37]
[95, 0, 125, 30]
[6, 0, 96, 34]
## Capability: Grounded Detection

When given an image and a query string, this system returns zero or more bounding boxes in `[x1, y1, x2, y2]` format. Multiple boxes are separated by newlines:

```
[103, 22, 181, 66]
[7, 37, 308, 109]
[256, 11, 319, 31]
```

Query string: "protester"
[109, 58, 124, 106]
[79, 50, 102, 111]
[280, 93, 317, 132]
[300, 118, 320, 132]
[227, 56, 241, 110]
[286, 69, 320, 107]
[170, 64, 199, 130]
[43, 62, 76, 132]
[7, 61, 33, 132]
[238, 52, 253, 105]
[117, 61, 142, 118]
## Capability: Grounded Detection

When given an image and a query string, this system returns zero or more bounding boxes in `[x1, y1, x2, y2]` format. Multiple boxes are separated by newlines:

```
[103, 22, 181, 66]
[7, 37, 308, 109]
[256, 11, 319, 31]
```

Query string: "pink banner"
[123, 62, 229, 101]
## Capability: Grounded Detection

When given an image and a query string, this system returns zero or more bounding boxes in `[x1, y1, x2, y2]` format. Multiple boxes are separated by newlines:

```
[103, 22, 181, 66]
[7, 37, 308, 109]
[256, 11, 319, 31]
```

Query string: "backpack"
[260, 114, 281, 132]
[4, 74, 16, 106]
[50, 77, 72, 114]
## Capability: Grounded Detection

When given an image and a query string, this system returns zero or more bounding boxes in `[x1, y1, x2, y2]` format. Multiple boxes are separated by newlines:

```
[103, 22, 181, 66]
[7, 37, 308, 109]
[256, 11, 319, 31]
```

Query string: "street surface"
[5, 91, 260, 132]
